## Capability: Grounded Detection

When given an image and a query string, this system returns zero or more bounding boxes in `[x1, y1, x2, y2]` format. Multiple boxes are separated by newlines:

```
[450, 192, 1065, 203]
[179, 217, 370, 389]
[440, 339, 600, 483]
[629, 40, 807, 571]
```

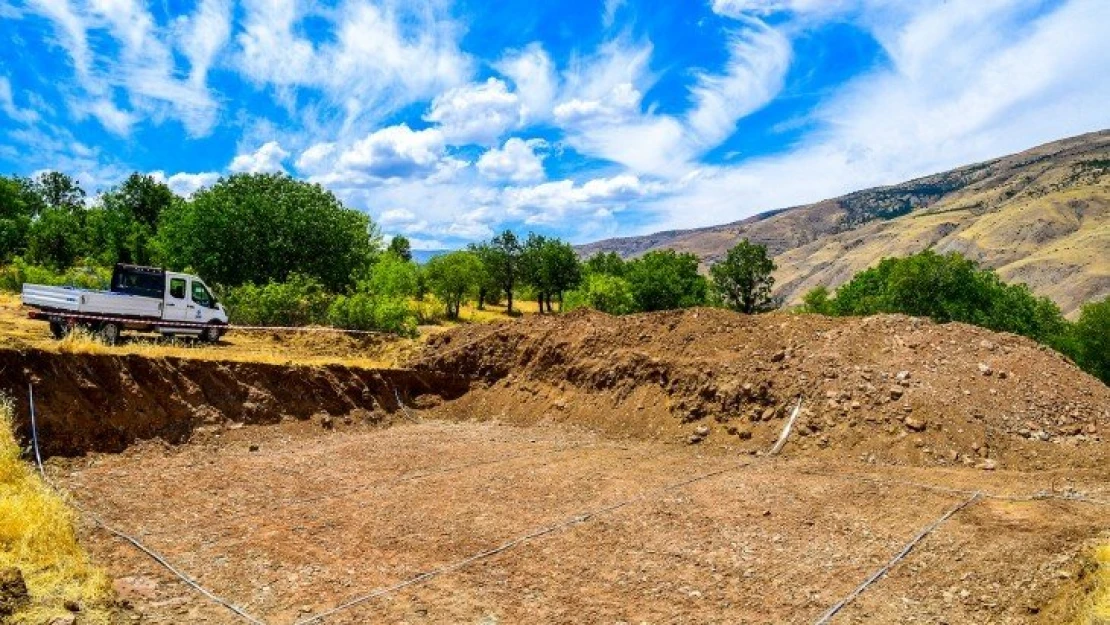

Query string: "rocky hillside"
[579, 130, 1110, 316]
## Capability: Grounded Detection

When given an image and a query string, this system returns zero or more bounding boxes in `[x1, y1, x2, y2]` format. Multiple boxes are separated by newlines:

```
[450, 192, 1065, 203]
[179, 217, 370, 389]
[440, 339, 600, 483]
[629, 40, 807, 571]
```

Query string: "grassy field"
[0, 397, 115, 623]
[0, 292, 541, 369]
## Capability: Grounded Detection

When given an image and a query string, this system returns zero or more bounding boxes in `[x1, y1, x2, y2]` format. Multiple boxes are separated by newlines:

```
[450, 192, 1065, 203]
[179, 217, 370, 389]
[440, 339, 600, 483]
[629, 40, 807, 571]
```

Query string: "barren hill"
[578, 130, 1110, 316]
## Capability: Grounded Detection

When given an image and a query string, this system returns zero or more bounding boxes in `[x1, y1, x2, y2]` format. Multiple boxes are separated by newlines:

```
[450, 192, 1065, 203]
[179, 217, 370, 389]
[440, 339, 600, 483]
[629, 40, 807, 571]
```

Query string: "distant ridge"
[578, 130, 1110, 317]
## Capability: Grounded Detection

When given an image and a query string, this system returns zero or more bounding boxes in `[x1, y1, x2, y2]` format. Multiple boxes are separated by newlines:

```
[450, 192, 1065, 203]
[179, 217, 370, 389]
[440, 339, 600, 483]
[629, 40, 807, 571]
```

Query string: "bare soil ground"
[47, 418, 1108, 625]
[4, 305, 1107, 623]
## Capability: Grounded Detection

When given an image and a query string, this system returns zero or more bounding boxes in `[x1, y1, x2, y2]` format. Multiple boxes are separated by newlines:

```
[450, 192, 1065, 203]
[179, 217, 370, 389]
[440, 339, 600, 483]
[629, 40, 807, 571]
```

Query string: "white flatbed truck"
[22, 264, 229, 343]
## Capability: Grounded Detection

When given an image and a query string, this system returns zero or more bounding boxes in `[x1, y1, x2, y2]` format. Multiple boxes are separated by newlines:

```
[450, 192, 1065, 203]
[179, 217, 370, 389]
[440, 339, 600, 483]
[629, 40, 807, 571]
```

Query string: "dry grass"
[1079, 544, 1110, 624]
[0, 396, 115, 623]
[0, 292, 542, 369]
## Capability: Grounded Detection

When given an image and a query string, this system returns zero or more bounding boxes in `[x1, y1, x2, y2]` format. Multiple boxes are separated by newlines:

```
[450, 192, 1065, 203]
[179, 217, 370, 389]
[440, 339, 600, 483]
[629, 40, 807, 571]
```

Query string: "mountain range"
[578, 130, 1110, 317]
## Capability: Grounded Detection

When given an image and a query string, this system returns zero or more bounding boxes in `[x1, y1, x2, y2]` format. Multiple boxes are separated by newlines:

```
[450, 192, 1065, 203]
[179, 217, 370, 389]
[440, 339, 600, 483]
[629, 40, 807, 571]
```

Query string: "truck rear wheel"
[98, 322, 121, 345]
[49, 321, 67, 339]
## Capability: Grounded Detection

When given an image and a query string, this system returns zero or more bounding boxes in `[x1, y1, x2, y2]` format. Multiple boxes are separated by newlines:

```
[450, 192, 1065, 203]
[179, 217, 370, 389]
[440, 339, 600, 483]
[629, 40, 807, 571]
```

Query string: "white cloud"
[87, 98, 136, 136]
[173, 0, 232, 87]
[295, 142, 337, 176]
[603, 0, 627, 27]
[0, 76, 39, 124]
[24, 0, 225, 136]
[552, 23, 790, 175]
[229, 141, 290, 173]
[425, 78, 522, 145]
[685, 20, 791, 148]
[495, 43, 557, 124]
[502, 174, 665, 226]
[235, 0, 471, 131]
[151, 170, 221, 196]
[300, 124, 465, 186]
[553, 82, 642, 126]
[477, 138, 547, 183]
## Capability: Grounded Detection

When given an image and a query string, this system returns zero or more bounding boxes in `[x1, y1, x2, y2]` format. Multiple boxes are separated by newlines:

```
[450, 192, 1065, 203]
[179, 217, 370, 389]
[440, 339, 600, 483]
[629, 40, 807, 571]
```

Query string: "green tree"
[156, 173, 378, 289]
[565, 273, 636, 315]
[109, 173, 175, 228]
[467, 242, 500, 310]
[0, 176, 40, 260]
[481, 230, 523, 313]
[584, 251, 626, 277]
[800, 285, 833, 314]
[1073, 296, 1110, 384]
[539, 238, 583, 311]
[520, 233, 549, 312]
[709, 240, 777, 313]
[625, 250, 707, 312]
[424, 250, 483, 319]
[363, 252, 420, 298]
[26, 208, 85, 269]
[387, 235, 413, 262]
[32, 171, 86, 212]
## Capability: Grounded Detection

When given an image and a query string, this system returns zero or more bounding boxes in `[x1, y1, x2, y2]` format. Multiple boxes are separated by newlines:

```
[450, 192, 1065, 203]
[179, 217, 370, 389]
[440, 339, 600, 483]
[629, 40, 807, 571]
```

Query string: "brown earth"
[3, 308, 1109, 624]
[49, 419, 1110, 625]
[415, 308, 1109, 472]
[0, 347, 466, 457]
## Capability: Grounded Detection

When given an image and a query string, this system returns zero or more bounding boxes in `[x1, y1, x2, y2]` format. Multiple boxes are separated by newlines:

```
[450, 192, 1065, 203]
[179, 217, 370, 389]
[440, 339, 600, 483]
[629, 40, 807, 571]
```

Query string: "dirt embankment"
[415, 308, 1110, 470]
[0, 347, 468, 457]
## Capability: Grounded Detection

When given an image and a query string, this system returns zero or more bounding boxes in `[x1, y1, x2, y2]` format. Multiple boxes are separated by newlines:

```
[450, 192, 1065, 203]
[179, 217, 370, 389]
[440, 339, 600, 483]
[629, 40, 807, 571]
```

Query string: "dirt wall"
[0, 348, 469, 457]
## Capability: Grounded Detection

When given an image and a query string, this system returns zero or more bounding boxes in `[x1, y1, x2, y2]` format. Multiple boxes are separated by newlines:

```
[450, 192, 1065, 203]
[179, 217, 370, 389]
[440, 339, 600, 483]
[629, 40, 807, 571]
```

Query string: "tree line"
[0, 170, 1106, 384]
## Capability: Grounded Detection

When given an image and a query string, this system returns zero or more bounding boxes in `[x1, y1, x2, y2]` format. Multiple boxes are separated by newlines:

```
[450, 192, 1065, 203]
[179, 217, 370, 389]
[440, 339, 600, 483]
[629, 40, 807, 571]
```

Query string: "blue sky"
[1, 0, 1108, 249]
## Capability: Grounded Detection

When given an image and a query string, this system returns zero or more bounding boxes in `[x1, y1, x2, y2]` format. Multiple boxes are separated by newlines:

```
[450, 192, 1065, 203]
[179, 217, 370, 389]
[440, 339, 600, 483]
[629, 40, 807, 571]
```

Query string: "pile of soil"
[0, 347, 466, 457]
[415, 308, 1110, 470]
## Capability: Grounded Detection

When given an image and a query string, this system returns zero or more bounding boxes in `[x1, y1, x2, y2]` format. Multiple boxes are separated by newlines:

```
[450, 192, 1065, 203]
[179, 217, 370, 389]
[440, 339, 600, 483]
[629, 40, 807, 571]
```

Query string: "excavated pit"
[0, 347, 469, 457]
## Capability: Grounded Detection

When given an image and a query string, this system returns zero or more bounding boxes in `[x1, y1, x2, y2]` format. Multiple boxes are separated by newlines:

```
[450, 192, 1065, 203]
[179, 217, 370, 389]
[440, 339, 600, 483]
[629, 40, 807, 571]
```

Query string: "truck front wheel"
[201, 324, 222, 344]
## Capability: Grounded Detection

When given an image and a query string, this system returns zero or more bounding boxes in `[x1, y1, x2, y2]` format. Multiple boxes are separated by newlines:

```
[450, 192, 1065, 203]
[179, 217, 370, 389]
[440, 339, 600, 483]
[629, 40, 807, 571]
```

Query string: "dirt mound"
[0, 347, 467, 457]
[414, 308, 1110, 470]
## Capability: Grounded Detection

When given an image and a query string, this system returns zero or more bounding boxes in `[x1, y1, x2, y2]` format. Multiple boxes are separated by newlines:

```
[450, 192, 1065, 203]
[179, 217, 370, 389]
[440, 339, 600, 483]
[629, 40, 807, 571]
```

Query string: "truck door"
[163, 276, 190, 321]
[189, 280, 218, 322]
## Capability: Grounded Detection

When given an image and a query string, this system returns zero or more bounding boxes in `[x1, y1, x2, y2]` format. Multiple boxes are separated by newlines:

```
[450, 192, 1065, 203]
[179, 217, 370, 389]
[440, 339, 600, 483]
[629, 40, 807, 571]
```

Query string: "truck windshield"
[191, 282, 215, 308]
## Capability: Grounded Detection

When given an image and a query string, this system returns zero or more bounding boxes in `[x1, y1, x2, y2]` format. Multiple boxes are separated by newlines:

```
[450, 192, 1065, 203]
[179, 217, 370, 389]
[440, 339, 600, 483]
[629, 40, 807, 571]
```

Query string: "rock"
[694, 425, 710, 437]
[0, 567, 29, 617]
[320, 415, 334, 429]
[903, 416, 926, 432]
[896, 370, 911, 382]
[978, 363, 993, 376]
[997, 370, 1008, 380]
[889, 386, 905, 400]
[979, 339, 997, 351]
[64, 599, 80, 612]
[978, 459, 998, 471]
[248, 443, 260, 452]
[687, 434, 704, 445]
[48, 616, 76, 625]
[761, 407, 776, 421]
[113, 576, 159, 602]
[770, 350, 786, 363]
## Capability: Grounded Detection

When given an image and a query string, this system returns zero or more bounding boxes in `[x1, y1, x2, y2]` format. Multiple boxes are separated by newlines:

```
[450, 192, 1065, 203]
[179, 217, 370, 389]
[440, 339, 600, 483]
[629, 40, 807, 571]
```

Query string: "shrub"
[327, 293, 416, 337]
[564, 273, 636, 315]
[0, 258, 110, 293]
[1072, 296, 1110, 384]
[221, 274, 333, 326]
